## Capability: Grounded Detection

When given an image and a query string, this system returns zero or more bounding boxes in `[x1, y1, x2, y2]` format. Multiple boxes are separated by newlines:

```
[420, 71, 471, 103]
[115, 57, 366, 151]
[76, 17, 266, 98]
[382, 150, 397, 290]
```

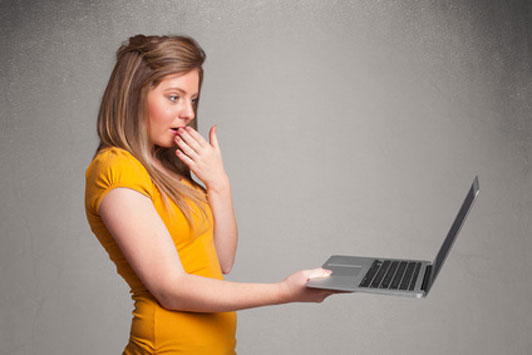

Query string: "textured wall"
[1, 1, 531, 354]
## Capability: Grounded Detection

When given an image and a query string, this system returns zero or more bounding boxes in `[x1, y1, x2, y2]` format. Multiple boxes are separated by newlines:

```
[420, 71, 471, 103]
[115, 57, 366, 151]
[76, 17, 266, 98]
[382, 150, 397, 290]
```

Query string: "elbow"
[220, 251, 236, 275]
[156, 292, 176, 311]
[221, 261, 234, 275]
[154, 289, 178, 311]
[152, 276, 188, 311]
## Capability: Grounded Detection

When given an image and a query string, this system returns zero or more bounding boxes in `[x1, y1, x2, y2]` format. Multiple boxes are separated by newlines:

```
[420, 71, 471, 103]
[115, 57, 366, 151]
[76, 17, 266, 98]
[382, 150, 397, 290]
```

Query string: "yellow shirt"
[85, 147, 237, 354]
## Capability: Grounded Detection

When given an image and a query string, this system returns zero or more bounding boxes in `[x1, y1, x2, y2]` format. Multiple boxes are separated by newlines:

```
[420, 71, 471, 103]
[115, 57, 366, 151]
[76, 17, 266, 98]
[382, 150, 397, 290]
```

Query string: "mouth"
[170, 127, 181, 134]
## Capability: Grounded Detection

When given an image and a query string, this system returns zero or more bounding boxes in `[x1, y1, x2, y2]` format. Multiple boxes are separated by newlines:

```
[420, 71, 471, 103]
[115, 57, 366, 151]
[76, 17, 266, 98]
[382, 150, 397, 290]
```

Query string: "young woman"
[85, 34, 336, 354]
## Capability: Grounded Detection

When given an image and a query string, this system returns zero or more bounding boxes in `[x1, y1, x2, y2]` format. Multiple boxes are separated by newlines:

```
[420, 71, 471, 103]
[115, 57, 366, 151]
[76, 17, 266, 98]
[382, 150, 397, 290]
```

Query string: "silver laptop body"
[306, 176, 480, 298]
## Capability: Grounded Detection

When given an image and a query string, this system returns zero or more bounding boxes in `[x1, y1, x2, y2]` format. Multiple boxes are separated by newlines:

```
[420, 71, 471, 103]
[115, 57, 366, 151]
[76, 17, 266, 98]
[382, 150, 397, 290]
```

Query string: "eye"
[191, 98, 198, 105]
[168, 95, 179, 103]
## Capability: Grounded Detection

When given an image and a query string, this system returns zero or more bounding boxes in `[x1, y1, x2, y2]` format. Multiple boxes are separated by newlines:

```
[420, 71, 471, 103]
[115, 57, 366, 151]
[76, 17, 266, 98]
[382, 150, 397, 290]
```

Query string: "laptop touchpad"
[328, 265, 363, 277]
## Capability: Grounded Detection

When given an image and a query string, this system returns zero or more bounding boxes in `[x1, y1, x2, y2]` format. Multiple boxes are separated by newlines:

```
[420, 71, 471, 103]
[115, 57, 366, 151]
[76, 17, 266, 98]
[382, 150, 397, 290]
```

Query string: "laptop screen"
[427, 176, 480, 293]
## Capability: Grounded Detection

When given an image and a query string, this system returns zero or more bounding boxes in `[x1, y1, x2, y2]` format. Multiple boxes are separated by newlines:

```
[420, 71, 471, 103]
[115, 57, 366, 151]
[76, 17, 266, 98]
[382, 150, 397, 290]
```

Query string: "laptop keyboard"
[359, 260, 421, 291]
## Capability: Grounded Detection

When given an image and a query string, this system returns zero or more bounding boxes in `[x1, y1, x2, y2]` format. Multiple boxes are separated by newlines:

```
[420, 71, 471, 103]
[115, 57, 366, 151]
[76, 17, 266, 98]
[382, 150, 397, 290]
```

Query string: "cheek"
[147, 98, 172, 127]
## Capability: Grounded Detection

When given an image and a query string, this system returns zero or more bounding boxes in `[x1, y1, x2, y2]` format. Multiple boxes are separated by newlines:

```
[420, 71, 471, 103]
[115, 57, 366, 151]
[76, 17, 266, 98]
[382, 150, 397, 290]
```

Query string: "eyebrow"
[163, 87, 198, 96]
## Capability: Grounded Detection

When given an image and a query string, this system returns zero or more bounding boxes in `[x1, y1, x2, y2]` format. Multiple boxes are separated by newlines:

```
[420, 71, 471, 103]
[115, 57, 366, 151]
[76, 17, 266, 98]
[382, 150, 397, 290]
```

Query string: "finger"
[175, 136, 199, 160]
[175, 148, 194, 167]
[178, 128, 203, 153]
[322, 268, 333, 275]
[332, 290, 354, 294]
[306, 268, 333, 280]
[320, 293, 333, 302]
[209, 125, 220, 150]
[184, 127, 208, 148]
[185, 126, 208, 146]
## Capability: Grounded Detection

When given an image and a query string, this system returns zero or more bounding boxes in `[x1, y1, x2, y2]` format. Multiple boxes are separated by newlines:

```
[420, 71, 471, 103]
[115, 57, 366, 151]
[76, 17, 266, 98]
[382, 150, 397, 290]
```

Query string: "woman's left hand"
[174, 125, 229, 192]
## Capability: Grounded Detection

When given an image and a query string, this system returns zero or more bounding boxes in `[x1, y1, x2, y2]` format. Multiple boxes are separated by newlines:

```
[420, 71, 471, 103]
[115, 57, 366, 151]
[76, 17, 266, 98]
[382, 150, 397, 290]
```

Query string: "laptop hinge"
[421, 265, 433, 293]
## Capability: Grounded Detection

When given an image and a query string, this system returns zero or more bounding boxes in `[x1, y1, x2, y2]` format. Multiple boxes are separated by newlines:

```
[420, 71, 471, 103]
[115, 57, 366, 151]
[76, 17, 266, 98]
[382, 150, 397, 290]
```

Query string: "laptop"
[306, 176, 480, 298]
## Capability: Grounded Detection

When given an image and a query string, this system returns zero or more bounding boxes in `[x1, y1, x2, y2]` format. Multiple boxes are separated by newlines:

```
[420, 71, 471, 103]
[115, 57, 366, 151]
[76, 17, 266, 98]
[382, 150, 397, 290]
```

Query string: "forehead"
[153, 70, 199, 92]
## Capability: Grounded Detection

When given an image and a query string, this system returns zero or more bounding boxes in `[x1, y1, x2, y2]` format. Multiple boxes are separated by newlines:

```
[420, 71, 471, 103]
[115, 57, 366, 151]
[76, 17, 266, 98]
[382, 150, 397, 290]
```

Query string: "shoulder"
[85, 146, 154, 214]
[87, 146, 145, 174]
[85, 146, 153, 186]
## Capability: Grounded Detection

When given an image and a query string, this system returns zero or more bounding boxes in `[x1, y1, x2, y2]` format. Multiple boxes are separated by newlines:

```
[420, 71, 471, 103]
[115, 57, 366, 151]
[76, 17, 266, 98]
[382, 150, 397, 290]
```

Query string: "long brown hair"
[95, 34, 208, 229]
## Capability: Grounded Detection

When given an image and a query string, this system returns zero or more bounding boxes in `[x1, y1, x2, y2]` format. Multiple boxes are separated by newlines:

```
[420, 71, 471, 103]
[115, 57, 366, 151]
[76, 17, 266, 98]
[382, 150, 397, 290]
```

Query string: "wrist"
[275, 281, 289, 305]
[206, 174, 230, 194]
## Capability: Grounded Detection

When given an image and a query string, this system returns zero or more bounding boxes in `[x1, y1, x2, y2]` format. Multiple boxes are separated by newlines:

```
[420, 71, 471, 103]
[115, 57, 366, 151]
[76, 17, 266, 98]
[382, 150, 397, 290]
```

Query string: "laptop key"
[400, 262, 416, 290]
[359, 260, 382, 288]
[409, 262, 421, 291]
[371, 260, 391, 288]
[390, 261, 407, 289]
[379, 261, 399, 289]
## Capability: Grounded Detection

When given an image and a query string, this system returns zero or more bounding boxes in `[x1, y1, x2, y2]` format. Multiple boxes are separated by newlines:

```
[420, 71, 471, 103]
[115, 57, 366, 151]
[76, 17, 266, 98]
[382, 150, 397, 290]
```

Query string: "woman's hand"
[175, 125, 228, 192]
[278, 268, 336, 303]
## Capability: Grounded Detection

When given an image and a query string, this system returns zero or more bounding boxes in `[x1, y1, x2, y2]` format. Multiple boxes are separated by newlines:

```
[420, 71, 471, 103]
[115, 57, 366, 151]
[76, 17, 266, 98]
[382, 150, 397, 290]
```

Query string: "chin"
[153, 140, 176, 149]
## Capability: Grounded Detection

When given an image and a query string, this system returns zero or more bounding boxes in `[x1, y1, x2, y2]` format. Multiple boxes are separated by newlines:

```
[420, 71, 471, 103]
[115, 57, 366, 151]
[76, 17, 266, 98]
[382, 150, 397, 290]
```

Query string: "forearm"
[161, 274, 283, 312]
[207, 176, 238, 273]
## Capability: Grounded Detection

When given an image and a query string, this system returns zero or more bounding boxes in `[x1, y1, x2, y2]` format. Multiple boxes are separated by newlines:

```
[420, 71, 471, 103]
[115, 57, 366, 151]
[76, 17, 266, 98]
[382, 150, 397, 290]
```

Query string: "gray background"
[1, 0, 531, 354]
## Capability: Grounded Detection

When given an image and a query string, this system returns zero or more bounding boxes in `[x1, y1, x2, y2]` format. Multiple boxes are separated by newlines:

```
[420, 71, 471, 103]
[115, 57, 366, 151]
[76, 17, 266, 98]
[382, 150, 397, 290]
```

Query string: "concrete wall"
[1, 0, 531, 354]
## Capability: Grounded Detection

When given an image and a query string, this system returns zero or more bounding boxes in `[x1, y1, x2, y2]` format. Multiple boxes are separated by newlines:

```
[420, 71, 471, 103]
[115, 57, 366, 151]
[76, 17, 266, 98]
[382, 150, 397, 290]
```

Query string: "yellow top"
[85, 147, 237, 354]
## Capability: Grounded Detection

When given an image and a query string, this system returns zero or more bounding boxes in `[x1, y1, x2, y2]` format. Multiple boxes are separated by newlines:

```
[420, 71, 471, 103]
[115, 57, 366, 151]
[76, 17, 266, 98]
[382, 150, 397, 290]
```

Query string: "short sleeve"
[85, 147, 154, 215]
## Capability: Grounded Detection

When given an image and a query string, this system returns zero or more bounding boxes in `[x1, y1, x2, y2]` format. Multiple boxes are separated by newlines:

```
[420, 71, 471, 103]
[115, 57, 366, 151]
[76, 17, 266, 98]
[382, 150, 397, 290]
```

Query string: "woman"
[85, 34, 335, 354]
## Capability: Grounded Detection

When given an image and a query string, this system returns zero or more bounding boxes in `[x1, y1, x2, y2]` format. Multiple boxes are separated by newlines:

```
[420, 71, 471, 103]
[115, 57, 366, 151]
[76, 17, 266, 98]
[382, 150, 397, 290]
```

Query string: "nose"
[179, 100, 195, 122]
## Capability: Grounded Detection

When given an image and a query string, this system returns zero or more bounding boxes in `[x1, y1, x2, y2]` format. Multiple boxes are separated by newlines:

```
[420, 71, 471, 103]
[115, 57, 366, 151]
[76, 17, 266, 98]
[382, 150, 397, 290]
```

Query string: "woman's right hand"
[278, 268, 336, 303]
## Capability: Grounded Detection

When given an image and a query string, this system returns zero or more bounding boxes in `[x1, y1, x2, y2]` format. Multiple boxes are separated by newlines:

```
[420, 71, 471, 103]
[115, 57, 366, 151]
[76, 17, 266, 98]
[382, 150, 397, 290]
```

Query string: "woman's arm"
[99, 187, 334, 313]
[174, 126, 238, 273]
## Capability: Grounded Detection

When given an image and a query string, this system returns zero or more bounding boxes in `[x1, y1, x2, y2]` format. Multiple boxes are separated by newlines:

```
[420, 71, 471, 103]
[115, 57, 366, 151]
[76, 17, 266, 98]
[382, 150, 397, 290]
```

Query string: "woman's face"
[146, 70, 199, 148]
